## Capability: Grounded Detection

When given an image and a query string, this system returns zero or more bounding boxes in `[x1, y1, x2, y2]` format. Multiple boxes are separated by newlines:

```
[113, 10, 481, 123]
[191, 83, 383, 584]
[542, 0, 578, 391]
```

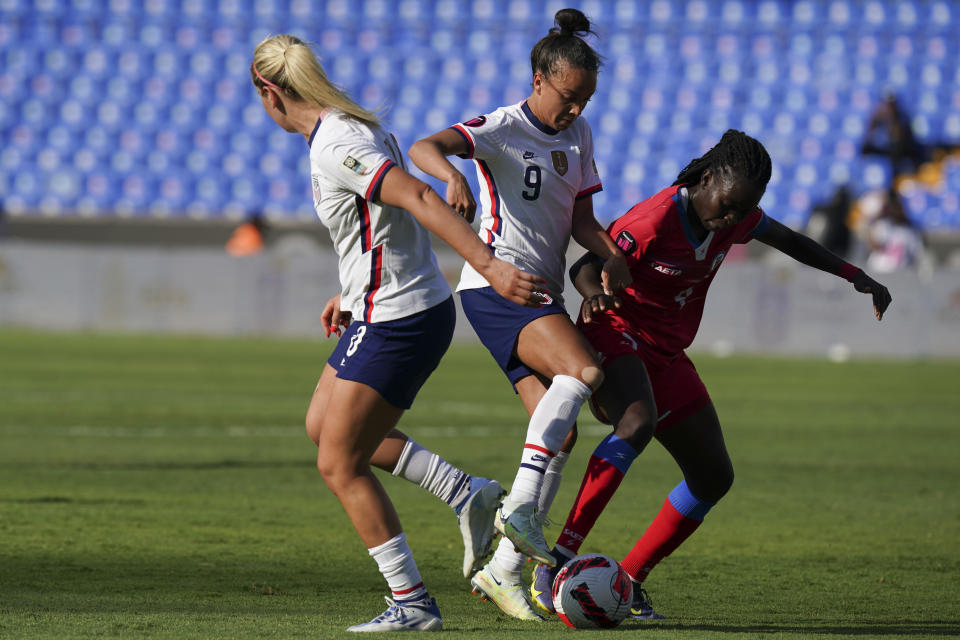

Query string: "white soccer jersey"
[309, 109, 450, 323]
[450, 101, 602, 302]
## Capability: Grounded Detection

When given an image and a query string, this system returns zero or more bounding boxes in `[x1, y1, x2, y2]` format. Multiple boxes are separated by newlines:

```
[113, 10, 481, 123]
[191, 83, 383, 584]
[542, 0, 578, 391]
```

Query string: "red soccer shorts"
[578, 320, 711, 434]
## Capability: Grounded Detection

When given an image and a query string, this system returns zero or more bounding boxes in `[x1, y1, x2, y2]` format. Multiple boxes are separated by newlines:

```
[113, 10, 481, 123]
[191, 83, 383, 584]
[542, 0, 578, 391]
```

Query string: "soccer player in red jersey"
[529, 129, 892, 619]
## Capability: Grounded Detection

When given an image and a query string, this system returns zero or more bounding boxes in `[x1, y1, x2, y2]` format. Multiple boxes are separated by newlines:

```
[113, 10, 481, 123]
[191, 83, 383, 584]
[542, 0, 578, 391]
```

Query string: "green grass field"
[1, 329, 958, 639]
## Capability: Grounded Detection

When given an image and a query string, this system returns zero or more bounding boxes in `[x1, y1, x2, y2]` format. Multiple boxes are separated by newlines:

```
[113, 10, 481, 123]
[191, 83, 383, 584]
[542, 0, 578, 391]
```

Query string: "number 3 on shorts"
[346, 325, 367, 356]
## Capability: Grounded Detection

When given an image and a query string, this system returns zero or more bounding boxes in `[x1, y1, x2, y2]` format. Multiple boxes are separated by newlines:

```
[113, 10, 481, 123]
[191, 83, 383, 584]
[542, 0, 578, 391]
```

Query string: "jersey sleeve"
[737, 207, 770, 243]
[575, 120, 603, 200]
[609, 202, 658, 260]
[449, 110, 505, 161]
[314, 134, 396, 201]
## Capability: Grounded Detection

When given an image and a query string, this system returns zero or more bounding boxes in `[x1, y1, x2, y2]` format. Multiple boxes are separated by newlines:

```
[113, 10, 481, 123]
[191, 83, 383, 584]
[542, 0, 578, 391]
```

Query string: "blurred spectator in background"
[806, 185, 852, 259]
[226, 211, 267, 256]
[861, 94, 924, 179]
[864, 187, 925, 273]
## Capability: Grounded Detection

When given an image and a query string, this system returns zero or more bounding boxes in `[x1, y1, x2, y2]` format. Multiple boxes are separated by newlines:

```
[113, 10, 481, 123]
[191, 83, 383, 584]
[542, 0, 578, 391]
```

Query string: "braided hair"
[530, 8, 602, 78]
[674, 129, 772, 189]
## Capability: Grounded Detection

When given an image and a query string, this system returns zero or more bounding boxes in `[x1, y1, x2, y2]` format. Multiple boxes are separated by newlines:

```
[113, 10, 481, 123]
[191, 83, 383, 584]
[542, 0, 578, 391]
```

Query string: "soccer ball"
[552, 553, 633, 629]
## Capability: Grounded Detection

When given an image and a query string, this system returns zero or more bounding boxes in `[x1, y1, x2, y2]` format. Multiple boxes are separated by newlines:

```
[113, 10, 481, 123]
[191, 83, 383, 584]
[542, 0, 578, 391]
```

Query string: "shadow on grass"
[1, 496, 148, 505]
[630, 621, 960, 636]
[64, 459, 308, 471]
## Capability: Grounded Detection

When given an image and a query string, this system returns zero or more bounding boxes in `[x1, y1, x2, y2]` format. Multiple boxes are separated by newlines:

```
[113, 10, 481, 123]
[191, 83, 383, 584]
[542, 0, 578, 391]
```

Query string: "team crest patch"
[342, 155, 369, 175]
[551, 150, 568, 175]
[463, 115, 486, 127]
[615, 230, 636, 253]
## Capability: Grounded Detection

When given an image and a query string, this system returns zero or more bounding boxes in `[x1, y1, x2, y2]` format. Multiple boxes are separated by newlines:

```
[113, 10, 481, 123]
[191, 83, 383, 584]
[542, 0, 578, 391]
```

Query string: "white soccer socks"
[369, 532, 429, 603]
[392, 438, 473, 512]
[509, 375, 591, 504]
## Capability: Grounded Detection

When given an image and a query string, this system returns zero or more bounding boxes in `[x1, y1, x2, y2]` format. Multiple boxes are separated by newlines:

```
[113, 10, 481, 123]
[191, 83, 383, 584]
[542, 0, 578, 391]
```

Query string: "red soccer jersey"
[594, 184, 769, 362]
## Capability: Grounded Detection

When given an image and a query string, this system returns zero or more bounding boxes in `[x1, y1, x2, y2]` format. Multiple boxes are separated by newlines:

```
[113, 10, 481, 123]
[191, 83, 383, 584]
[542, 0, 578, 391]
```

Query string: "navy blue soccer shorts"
[327, 296, 455, 409]
[459, 286, 568, 389]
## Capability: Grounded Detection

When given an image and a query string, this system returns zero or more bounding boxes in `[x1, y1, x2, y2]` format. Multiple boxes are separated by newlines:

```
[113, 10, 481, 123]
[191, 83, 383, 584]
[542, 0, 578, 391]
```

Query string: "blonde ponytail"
[251, 34, 380, 126]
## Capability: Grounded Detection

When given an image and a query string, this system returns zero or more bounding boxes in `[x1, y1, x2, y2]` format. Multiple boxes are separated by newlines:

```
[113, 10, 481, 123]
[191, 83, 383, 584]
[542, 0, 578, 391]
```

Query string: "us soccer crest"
[551, 150, 568, 175]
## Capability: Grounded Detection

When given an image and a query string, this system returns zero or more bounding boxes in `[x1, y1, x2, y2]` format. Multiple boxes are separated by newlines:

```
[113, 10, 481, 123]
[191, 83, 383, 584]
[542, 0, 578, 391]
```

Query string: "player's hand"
[852, 271, 892, 321]
[445, 172, 476, 223]
[485, 259, 549, 308]
[580, 293, 621, 324]
[321, 294, 352, 337]
[600, 252, 632, 295]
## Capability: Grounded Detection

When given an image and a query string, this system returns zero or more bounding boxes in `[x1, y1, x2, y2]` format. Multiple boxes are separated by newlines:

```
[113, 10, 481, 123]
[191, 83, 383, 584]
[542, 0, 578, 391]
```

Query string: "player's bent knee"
[690, 465, 734, 503]
[712, 457, 735, 495]
[315, 458, 352, 498]
[616, 408, 656, 449]
[315, 448, 343, 479]
[716, 466, 734, 498]
[580, 365, 604, 391]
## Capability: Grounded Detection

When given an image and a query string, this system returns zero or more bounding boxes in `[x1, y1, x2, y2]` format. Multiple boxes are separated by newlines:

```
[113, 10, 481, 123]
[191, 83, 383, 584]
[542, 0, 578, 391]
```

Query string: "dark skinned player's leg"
[529, 354, 659, 615]
[552, 353, 658, 559]
[620, 402, 733, 584]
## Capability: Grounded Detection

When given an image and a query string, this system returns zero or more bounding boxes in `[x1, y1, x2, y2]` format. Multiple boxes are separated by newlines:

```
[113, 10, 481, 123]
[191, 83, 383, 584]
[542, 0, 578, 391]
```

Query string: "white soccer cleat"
[457, 478, 506, 578]
[346, 596, 443, 632]
[470, 563, 544, 621]
[494, 497, 556, 566]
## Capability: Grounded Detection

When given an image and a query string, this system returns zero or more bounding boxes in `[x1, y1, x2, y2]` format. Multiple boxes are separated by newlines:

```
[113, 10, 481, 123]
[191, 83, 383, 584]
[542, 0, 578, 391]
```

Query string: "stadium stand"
[0, 0, 958, 234]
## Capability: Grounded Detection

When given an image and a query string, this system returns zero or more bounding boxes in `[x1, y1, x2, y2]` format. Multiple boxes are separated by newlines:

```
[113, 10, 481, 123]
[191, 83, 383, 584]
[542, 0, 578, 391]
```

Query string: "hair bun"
[553, 8, 592, 37]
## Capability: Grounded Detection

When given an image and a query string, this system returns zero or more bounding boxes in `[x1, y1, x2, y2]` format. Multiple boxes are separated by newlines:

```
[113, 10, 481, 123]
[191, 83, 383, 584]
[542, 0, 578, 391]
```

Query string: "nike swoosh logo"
[490, 574, 502, 586]
[523, 151, 535, 159]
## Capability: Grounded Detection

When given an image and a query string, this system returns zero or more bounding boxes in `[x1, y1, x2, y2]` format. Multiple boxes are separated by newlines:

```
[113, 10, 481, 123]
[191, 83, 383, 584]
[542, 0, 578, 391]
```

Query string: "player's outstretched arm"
[375, 165, 545, 307]
[408, 130, 477, 222]
[569, 252, 621, 323]
[756, 217, 892, 320]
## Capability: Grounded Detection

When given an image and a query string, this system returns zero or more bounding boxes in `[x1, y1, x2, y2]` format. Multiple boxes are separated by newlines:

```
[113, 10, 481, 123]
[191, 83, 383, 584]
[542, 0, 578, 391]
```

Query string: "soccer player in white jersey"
[251, 35, 545, 633]
[409, 9, 631, 621]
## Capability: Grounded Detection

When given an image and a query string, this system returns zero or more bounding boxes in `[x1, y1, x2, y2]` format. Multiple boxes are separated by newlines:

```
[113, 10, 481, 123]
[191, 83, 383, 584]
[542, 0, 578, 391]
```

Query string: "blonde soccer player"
[251, 34, 544, 632]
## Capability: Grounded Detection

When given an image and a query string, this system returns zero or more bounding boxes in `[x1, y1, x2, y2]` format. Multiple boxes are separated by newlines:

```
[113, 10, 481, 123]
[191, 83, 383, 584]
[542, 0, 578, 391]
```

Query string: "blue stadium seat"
[2, 0, 957, 226]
